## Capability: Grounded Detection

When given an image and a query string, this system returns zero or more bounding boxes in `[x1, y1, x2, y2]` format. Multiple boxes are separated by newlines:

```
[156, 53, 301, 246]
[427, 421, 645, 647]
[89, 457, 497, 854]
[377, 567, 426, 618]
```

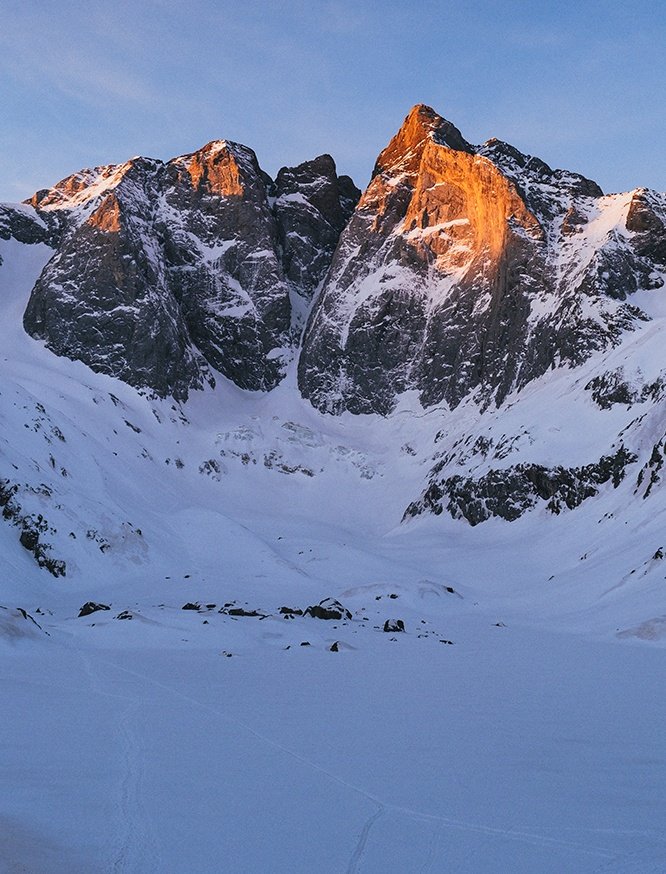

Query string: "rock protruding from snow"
[78, 602, 110, 618]
[304, 598, 352, 620]
[383, 619, 405, 633]
[406, 446, 637, 525]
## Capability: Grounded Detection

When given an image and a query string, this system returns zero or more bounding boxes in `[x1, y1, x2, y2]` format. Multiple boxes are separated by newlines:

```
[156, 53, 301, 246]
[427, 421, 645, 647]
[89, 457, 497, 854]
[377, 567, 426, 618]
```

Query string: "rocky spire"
[372, 104, 473, 180]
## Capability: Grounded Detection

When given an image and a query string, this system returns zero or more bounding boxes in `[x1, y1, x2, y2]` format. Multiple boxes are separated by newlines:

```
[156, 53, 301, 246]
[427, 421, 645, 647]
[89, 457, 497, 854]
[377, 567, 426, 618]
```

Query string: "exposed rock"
[225, 607, 265, 618]
[78, 602, 110, 617]
[304, 598, 352, 620]
[407, 446, 637, 524]
[585, 370, 640, 408]
[19, 528, 39, 552]
[0, 479, 66, 577]
[0, 204, 50, 247]
[279, 606, 304, 616]
[635, 437, 666, 498]
[181, 602, 200, 611]
[164, 141, 291, 392]
[625, 189, 666, 266]
[272, 155, 360, 304]
[299, 104, 662, 416]
[561, 205, 587, 236]
[479, 137, 603, 221]
[383, 619, 405, 633]
[21, 143, 357, 400]
[585, 369, 664, 410]
[24, 158, 208, 401]
[16, 608, 42, 629]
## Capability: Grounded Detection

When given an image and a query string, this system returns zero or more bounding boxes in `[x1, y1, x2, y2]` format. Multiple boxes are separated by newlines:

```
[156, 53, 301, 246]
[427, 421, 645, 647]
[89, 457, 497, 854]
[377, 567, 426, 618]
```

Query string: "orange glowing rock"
[88, 193, 122, 233]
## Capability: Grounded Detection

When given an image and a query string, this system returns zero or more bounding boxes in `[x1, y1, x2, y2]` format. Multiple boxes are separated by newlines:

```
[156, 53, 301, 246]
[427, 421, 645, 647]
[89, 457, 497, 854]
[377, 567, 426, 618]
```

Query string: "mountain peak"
[372, 104, 473, 179]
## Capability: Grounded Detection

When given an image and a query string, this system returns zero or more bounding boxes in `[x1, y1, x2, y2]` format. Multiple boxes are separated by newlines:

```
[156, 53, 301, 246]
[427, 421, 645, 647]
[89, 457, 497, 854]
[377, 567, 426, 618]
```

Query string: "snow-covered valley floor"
[4, 595, 666, 873]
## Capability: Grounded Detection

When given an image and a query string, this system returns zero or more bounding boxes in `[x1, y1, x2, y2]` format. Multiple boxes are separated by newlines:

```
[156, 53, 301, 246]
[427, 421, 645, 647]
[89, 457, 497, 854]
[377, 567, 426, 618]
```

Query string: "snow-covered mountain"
[3, 103, 666, 573]
[2, 106, 666, 873]
[300, 105, 665, 415]
[19, 143, 359, 399]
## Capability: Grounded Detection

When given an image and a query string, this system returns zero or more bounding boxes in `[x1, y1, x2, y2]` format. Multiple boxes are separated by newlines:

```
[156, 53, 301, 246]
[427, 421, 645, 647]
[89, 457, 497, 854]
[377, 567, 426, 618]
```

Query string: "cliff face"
[21, 143, 359, 399]
[298, 105, 666, 415]
[160, 141, 291, 394]
[24, 157, 206, 400]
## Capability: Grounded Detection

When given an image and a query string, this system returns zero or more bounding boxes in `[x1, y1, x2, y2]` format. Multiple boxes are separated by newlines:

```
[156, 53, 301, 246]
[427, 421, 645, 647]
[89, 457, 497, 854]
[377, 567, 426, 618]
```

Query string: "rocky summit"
[19, 142, 359, 399]
[299, 104, 665, 415]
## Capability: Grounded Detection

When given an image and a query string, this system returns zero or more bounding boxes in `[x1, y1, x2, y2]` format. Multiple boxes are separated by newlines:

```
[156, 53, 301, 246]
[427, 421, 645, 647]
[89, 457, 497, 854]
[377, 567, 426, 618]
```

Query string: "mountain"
[299, 104, 665, 415]
[19, 143, 359, 399]
[1, 104, 665, 566]
[3, 105, 666, 873]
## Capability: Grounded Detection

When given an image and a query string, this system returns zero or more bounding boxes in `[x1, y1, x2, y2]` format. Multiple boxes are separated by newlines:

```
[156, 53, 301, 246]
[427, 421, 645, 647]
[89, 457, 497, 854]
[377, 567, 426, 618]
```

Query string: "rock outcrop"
[0, 204, 50, 248]
[272, 154, 359, 306]
[405, 447, 638, 525]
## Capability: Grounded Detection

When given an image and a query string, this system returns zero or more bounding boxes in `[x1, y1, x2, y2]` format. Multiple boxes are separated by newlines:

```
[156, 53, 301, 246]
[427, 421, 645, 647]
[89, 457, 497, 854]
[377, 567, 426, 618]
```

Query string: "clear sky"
[1, 0, 664, 202]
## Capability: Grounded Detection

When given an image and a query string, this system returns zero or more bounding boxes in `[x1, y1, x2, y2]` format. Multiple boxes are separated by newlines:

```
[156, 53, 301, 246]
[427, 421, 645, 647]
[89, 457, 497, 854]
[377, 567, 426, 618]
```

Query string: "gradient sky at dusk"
[1, 0, 664, 202]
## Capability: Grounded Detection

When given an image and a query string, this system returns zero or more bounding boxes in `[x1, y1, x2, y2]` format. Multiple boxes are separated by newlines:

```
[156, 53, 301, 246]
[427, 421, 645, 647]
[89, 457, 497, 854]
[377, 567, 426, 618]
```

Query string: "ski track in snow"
[89, 651, 621, 868]
[345, 805, 384, 874]
[79, 650, 162, 874]
[418, 824, 441, 874]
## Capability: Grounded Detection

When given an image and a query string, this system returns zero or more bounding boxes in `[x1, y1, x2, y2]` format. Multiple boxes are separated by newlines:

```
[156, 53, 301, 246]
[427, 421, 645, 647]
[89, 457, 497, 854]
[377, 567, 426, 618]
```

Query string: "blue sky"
[1, 0, 664, 201]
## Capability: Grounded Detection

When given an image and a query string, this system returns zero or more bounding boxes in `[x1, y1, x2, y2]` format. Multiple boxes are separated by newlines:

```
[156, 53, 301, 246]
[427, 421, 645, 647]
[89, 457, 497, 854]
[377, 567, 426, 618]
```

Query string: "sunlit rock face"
[22, 143, 358, 399]
[161, 141, 292, 393]
[298, 105, 665, 415]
